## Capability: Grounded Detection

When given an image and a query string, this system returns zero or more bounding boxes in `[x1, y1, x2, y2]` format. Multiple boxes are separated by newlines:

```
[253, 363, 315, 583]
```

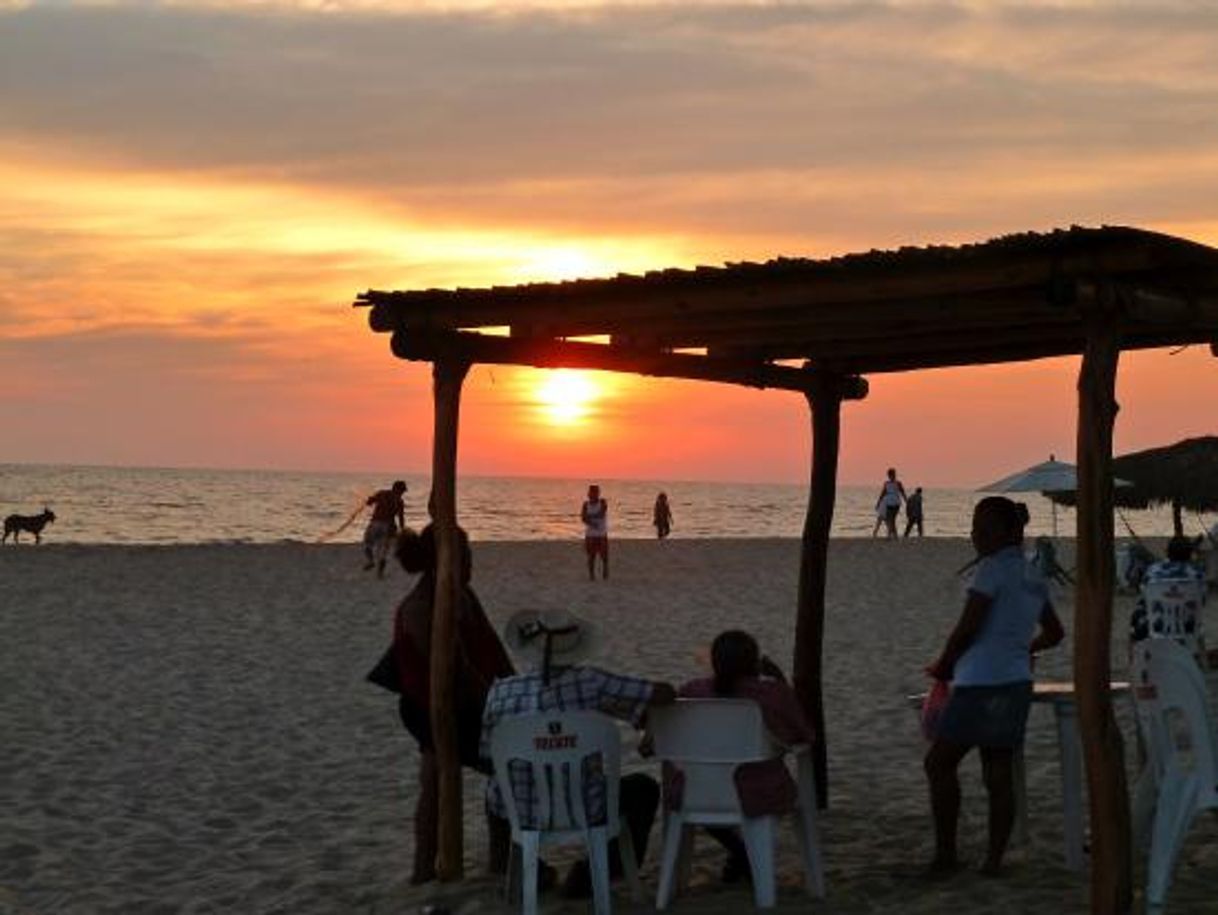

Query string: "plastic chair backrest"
[1140, 577, 1206, 654]
[1131, 639, 1218, 799]
[490, 710, 622, 836]
[650, 699, 774, 816]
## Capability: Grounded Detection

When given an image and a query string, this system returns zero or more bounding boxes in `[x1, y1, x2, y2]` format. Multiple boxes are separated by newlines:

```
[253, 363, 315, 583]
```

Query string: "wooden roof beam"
[820, 328, 1211, 374]
[727, 322, 1084, 364]
[538, 285, 1071, 345]
[387, 329, 867, 396]
[653, 310, 1078, 351]
[713, 305, 1218, 362]
[518, 289, 1213, 352]
[1119, 285, 1218, 324]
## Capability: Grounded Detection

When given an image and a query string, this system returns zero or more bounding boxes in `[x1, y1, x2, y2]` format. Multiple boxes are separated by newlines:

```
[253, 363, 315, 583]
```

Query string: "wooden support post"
[1074, 319, 1132, 914]
[430, 356, 471, 882]
[793, 372, 866, 810]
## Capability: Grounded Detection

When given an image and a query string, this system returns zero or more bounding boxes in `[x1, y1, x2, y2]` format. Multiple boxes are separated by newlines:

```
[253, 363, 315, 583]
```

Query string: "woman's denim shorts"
[935, 681, 1033, 748]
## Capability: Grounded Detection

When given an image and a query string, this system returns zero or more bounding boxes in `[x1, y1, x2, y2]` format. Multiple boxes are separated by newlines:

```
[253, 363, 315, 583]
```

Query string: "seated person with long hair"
[673, 630, 813, 882]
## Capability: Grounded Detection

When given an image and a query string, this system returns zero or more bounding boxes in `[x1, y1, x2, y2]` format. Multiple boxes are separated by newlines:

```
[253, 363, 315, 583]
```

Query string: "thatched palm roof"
[1110, 436, 1218, 512]
[358, 225, 1218, 384]
[1049, 436, 1218, 532]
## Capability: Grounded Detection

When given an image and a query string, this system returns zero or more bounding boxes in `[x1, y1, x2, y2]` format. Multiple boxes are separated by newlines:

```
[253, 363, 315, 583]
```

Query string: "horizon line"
[0, 458, 988, 491]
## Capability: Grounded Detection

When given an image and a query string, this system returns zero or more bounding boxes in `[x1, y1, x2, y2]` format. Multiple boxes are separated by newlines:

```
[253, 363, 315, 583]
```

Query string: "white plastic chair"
[1130, 639, 1218, 912]
[489, 711, 643, 915]
[1140, 577, 1207, 663]
[649, 699, 825, 909]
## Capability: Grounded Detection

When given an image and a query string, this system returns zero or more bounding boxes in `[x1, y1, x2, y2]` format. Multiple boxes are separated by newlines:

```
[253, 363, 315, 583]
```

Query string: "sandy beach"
[3, 538, 1216, 914]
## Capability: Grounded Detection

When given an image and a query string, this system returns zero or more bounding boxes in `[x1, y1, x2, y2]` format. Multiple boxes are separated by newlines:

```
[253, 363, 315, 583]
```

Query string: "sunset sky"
[1, 0, 1215, 486]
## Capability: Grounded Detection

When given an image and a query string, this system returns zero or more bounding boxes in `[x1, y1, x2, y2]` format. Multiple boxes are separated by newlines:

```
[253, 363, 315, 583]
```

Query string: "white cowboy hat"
[503, 609, 600, 669]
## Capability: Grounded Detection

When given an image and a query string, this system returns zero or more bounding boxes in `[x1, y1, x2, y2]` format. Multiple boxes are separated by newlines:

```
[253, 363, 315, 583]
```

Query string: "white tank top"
[583, 500, 608, 537]
[882, 480, 902, 507]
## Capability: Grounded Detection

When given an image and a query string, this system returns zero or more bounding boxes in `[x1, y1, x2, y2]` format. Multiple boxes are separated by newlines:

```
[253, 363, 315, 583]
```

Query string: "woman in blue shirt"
[924, 497, 1065, 877]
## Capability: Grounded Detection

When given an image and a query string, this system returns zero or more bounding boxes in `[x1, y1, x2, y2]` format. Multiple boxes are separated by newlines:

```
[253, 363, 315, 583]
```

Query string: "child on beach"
[923, 497, 1064, 877]
[904, 487, 924, 538]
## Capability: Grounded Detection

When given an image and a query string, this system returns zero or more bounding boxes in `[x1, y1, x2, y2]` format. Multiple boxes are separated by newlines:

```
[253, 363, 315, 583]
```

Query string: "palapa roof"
[1050, 436, 1218, 515]
[357, 225, 1218, 392]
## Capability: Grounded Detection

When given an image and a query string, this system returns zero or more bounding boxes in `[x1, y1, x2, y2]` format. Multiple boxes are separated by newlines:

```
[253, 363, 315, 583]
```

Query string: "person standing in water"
[653, 492, 673, 540]
[581, 484, 609, 580]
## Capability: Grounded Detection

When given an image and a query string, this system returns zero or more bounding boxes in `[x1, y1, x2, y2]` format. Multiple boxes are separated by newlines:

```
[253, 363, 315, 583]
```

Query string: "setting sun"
[534, 369, 599, 425]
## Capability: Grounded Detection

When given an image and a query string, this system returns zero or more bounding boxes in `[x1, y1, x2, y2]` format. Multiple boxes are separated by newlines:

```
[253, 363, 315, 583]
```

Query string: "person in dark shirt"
[390, 524, 514, 884]
[363, 480, 407, 577]
[653, 492, 674, 540]
[904, 487, 925, 538]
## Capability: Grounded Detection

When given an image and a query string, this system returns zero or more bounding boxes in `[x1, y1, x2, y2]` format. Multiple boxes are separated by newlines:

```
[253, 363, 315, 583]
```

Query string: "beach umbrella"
[978, 455, 1131, 536]
[978, 455, 1078, 536]
[979, 455, 1080, 496]
[1047, 436, 1218, 537]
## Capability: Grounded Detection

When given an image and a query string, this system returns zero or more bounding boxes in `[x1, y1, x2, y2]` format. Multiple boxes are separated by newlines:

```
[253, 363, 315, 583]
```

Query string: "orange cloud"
[1, 1, 1216, 480]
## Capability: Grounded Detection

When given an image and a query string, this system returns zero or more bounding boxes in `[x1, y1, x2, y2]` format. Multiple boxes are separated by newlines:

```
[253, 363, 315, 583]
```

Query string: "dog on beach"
[2, 508, 56, 544]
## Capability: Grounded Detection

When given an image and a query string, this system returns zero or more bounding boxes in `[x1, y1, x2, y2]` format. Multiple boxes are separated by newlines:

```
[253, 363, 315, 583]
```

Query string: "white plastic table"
[909, 679, 1129, 872]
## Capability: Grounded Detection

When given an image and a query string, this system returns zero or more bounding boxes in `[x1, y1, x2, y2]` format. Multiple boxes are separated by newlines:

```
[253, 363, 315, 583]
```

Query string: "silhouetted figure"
[2, 508, 55, 544]
[580, 484, 609, 580]
[875, 468, 906, 540]
[1128, 535, 1207, 647]
[483, 609, 673, 897]
[384, 525, 514, 884]
[923, 497, 1065, 878]
[653, 492, 673, 540]
[676, 631, 812, 883]
[904, 487, 924, 538]
[363, 480, 407, 577]
[1030, 536, 1073, 587]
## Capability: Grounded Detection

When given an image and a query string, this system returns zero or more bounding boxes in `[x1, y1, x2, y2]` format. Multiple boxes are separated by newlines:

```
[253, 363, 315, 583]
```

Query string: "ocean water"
[0, 463, 1195, 545]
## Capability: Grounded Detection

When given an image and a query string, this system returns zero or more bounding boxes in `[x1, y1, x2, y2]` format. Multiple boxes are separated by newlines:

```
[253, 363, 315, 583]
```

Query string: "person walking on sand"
[581, 484, 609, 580]
[871, 503, 886, 538]
[653, 492, 673, 540]
[904, 487, 925, 538]
[923, 497, 1065, 878]
[875, 468, 906, 540]
[363, 480, 407, 577]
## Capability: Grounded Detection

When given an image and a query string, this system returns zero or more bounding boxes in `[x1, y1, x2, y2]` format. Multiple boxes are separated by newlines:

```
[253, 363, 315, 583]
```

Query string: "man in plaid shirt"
[482, 609, 675, 898]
